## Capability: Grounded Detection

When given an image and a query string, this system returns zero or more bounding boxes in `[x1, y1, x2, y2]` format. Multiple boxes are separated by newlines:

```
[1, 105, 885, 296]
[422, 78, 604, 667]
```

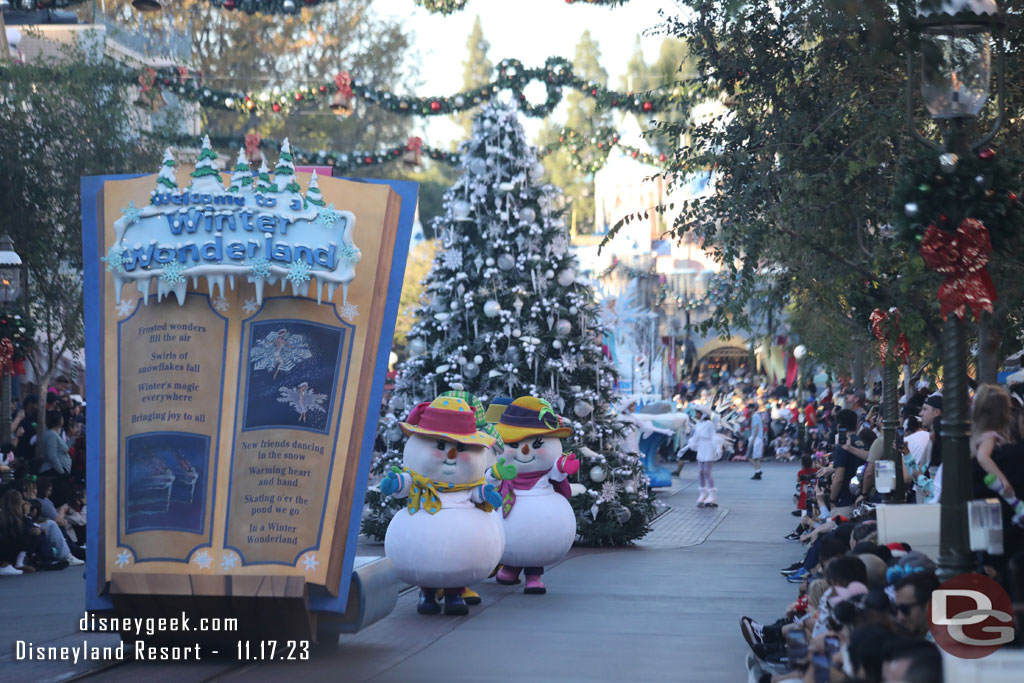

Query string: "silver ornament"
[497, 253, 516, 270]
[483, 300, 501, 317]
[904, 202, 919, 217]
[939, 152, 959, 173]
[557, 269, 576, 287]
[589, 466, 607, 483]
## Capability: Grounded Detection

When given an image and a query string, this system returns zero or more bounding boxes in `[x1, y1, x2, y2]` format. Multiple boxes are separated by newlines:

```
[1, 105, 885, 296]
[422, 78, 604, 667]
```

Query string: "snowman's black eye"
[435, 439, 446, 450]
[532, 438, 544, 449]
[456, 443, 467, 453]
[507, 442, 519, 449]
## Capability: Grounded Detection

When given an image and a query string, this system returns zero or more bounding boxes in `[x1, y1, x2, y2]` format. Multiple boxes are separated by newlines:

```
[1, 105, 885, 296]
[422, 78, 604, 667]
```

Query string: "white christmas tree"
[364, 103, 654, 547]
[154, 148, 177, 194]
[305, 170, 325, 208]
[189, 135, 224, 193]
[254, 158, 276, 194]
[274, 138, 302, 196]
[228, 148, 254, 193]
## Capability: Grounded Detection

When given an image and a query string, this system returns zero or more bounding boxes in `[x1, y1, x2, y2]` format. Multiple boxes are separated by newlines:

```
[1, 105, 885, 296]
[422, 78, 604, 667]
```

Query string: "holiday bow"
[919, 219, 997, 320]
[869, 308, 909, 365]
[0, 338, 13, 375]
[334, 71, 353, 99]
[406, 136, 423, 152]
[138, 68, 158, 94]
[244, 133, 262, 163]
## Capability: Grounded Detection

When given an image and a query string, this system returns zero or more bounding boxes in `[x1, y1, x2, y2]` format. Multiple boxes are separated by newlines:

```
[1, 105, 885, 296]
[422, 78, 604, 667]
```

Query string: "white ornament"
[520, 207, 536, 223]
[552, 340, 562, 349]
[409, 338, 427, 356]
[463, 362, 480, 379]
[453, 200, 472, 220]
[497, 253, 516, 270]
[498, 182, 515, 192]
[904, 202, 919, 217]
[574, 400, 593, 418]
[469, 158, 487, 176]
[555, 319, 572, 337]
[485, 257, 495, 267]
[473, 355, 483, 364]
[529, 162, 545, 182]
[589, 466, 607, 483]
[557, 269, 576, 287]
[436, 364, 451, 374]
[483, 300, 501, 317]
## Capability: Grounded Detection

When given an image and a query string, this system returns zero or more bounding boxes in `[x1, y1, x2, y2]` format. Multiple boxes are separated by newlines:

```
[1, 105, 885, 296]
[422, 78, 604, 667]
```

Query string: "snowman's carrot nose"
[447, 448, 457, 459]
[521, 445, 530, 455]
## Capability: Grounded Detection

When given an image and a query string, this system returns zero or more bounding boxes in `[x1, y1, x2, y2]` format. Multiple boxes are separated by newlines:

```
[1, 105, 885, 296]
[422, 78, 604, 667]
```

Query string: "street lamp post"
[904, 0, 1006, 581]
[793, 345, 807, 455]
[0, 234, 25, 445]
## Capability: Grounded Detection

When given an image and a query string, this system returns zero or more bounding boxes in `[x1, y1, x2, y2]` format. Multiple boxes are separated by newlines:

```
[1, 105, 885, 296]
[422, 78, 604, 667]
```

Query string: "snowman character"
[381, 396, 505, 616]
[492, 396, 580, 594]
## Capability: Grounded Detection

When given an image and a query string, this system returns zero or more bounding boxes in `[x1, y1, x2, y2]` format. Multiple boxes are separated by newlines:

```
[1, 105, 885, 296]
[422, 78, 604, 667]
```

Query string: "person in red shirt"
[804, 399, 817, 428]
[796, 454, 816, 512]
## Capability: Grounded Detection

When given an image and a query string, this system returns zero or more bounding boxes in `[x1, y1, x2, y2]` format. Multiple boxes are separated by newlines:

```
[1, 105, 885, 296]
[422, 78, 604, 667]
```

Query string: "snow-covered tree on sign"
[189, 135, 223, 194]
[228, 148, 253, 193]
[275, 139, 302, 195]
[305, 170, 325, 208]
[154, 148, 177, 194]
[363, 102, 654, 547]
[255, 158, 276, 194]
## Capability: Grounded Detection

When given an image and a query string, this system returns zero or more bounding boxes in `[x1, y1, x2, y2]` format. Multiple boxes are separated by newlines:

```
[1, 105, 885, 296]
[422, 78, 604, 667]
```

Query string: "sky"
[370, 0, 679, 146]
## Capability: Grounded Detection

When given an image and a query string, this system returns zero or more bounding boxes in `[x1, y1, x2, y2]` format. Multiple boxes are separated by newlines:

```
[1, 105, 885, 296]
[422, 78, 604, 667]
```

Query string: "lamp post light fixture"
[793, 345, 807, 455]
[0, 234, 25, 445]
[904, 0, 1006, 581]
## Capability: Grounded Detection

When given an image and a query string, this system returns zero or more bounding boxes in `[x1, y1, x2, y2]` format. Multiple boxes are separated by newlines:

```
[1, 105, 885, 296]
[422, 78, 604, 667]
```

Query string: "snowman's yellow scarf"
[401, 467, 494, 515]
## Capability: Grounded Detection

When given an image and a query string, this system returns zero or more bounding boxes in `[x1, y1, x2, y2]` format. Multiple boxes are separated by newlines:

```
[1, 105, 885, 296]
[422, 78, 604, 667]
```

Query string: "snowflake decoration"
[285, 260, 311, 285]
[522, 321, 541, 337]
[315, 202, 344, 229]
[487, 222, 506, 240]
[101, 245, 129, 273]
[550, 234, 569, 257]
[220, 552, 239, 570]
[120, 201, 142, 225]
[301, 552, 320, 572]
[192, 550, 213, 570]
[442, 248, 464, 270]
[213, 296, 229, 313]
[243, 298, 260, 314]
[561, 355, 579, 373]
[116, 298, 136, 318]
[161, 260, 186, 286]
[339, 301, 359, 322]
[339, 242, 361, 265]
[114, 549, 131, 568]
[431, 339, 445, 358]
[601, 480, 622, 503]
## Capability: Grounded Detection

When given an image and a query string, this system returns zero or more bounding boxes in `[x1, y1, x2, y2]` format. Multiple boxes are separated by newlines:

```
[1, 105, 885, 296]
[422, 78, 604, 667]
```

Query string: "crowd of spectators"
[740, 379, 1024, 682]
[0, 377, 87, 576]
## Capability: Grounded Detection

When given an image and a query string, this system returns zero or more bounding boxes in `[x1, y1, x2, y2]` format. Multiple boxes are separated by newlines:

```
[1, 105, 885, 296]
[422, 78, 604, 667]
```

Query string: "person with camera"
[829, 410, 867, 518]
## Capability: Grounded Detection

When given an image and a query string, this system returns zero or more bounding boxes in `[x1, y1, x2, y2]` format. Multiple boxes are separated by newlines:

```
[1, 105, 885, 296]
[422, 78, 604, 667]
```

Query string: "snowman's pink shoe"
[496, 566, 521, 585]
[523, 575, 546, 594]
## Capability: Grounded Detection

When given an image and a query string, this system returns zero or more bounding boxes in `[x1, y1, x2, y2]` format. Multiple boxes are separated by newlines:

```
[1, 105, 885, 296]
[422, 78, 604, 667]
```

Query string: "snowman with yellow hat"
[492, 396, 580, 594]
[381, 395, 506, 615]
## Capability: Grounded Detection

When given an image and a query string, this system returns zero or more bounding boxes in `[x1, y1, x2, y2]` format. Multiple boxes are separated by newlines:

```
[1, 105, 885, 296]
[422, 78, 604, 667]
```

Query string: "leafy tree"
[455, 15, 493, 137]
[0, 56, 166, 393]
[620, 37, 697, 156]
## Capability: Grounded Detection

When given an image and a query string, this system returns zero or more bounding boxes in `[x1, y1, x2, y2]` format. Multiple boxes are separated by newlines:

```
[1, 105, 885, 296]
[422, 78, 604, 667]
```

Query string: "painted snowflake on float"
[116, 298, 136, 318]
[339, 243, 360, 265]
[300, 552, 320, 572]
[120, 201, 142, 225]
[213, 296, 230, 313]
[161, 260, 186, 285]
[192, 549, 213, 570]
[339, 301, 358, 322]
[220, 552, 239, 570]
[101, 245, 128, 273]
[114, 549, 132, 568]
[243, 298, 260, 315]
[286, 260, 311, 285]
[249, 257, 272, 279]
[315, 203, 344, 229]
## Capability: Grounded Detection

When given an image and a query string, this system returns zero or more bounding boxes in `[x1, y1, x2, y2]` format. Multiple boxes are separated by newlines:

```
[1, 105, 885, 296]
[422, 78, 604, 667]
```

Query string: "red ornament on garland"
[642, 101, 653, 112]
[224, 0, 235, 7]
[978, 147, 996, 160]
[272, 103, 281, 112]
[294, 92, 303, 102]
[430, 100, 441, 112]
[659, 153, 667, 162]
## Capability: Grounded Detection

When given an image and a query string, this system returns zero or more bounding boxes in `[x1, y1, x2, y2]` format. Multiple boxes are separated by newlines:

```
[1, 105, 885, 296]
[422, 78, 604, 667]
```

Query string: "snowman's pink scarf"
[497, 470, 571, 518]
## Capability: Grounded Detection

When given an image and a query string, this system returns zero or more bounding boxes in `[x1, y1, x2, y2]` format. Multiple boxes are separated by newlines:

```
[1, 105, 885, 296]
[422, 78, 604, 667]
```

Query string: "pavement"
[0, 460, 802, 682]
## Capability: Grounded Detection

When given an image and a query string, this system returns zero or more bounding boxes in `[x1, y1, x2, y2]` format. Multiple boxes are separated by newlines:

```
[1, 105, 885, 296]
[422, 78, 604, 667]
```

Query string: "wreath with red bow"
[0, 306, 35, 375]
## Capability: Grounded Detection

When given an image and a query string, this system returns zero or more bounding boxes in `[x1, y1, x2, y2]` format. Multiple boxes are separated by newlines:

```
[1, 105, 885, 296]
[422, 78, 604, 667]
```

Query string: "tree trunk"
[976, 315, 1001, 385]
[852, 346, 866, 391]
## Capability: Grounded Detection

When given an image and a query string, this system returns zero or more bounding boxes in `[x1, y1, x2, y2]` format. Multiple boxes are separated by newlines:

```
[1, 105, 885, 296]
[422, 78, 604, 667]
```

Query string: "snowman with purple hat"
[492, 396, 580, 594]
[381, 396, 505, 615]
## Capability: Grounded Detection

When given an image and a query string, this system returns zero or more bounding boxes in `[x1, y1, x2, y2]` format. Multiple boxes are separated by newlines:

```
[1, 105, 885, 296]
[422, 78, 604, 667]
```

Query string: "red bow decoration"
[244, 133, 262, 163]
[869, 308, 909, 365]
[406, 136, 423, 152]
[919, 218, 998, 320]
[334, 72, 353, 99]
[177, 65, 192, 85]
[0, 338, 14, 375]
[138, 68, 158, 94]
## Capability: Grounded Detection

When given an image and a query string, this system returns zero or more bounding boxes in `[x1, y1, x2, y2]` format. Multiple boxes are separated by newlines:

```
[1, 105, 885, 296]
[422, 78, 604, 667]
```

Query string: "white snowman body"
[499, 435, 576, 568]
[384, 434, 504, 588]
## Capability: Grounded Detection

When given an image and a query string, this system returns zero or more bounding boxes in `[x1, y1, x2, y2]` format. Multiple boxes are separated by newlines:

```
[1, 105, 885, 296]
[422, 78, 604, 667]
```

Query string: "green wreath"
[0, 306, 37, 359]
[891, 146, 1024, 251]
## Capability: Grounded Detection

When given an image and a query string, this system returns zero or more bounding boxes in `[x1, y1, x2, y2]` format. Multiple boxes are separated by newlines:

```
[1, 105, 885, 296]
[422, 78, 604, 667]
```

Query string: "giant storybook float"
[82, 137, 416, 643]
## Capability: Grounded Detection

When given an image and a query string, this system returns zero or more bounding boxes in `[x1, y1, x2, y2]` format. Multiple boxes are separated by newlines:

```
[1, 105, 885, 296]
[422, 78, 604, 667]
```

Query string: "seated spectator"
[892, 571, 940, 639]
[847, 624, 892, 683]
[881, 638, 942, 683]
[0, 490, 58, 574]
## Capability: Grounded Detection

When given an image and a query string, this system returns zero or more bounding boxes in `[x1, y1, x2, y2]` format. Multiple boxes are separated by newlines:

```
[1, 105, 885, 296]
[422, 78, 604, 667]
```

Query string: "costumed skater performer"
[492, 397, 579, 594]
[381, 396, 505, 615]
[749, 402, 767, 481]
[688, 404, 721, 507]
